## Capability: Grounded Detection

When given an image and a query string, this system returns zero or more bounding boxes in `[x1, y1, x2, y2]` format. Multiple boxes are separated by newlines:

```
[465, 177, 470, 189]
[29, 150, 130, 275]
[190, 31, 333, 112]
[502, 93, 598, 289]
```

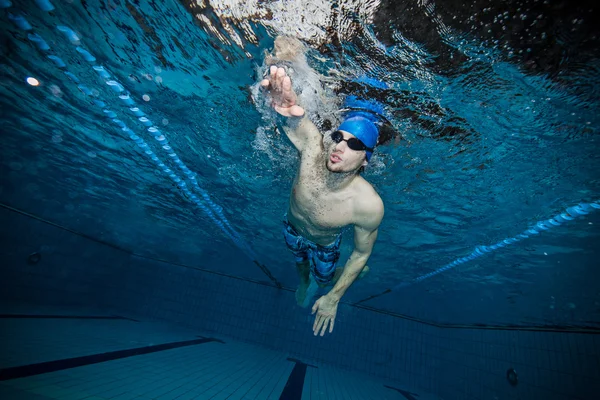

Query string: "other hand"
[260, 66, 305, 117]
[311, 294, 339, 336]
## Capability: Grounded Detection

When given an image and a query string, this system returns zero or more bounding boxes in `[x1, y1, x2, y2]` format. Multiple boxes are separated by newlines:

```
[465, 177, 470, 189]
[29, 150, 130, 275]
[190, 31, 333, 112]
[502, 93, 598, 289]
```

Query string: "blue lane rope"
[393, 200, 600, 290]
[4, 1, 258, 261]
[353, 200, 599, 304]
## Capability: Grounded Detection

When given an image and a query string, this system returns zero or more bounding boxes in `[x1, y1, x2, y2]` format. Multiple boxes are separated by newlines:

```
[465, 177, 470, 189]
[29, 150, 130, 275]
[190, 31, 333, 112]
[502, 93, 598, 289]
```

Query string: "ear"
[361, 158, 368, 167]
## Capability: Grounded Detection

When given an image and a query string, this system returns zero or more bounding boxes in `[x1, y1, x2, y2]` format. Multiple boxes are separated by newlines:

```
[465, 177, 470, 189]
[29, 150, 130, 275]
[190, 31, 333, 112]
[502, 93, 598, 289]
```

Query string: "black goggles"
[330, 130, 373, 152]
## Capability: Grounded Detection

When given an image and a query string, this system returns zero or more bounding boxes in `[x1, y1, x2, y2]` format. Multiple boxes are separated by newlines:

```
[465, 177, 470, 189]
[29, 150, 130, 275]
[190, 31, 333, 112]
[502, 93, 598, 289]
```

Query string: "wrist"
[326, 292, 341, 303]
[283, 114, 303, 128]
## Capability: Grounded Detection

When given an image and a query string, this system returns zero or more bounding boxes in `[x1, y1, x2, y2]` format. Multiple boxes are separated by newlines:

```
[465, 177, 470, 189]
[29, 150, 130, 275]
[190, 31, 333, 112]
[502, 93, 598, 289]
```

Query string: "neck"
[321, 155, 358, 191]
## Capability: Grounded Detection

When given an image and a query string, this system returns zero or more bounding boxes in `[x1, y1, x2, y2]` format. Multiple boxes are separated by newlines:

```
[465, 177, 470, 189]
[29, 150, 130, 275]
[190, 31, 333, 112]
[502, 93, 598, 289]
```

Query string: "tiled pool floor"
[0, 306, 440, 400]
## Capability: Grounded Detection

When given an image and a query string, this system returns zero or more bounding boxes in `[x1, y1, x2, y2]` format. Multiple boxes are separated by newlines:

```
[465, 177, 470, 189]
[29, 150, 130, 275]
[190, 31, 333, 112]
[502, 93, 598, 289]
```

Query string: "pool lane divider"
[355, 200, 600, 303]
[0, 337, 223, 380]
[3, 1, 256, 258]
[1, 0, 286, 286]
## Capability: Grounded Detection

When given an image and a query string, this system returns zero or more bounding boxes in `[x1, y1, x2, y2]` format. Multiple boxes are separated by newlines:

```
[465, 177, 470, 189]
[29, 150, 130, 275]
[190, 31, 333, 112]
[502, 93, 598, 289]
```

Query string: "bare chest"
[290, 160, 355, 231]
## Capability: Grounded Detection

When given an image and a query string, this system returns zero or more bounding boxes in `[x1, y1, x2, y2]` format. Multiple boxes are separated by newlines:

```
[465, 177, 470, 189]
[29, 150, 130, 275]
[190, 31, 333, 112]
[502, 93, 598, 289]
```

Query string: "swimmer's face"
[323, 130, 368, 173]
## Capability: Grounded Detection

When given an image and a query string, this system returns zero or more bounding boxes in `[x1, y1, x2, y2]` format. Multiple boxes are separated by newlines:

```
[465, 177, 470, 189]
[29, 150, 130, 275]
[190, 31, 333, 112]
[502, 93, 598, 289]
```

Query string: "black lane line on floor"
[384, 385, 419, 400]
[0, 337, 221, 381]
[279, 358, 317, 400]
[196, 336, 226, 343]
[0, 314, 138, 321]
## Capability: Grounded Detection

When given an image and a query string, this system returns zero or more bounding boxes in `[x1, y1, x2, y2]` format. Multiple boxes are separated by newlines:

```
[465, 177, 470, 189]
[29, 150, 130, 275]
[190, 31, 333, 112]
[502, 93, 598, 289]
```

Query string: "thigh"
[311, 245, 340, 284]
[282, 220, 309, 262]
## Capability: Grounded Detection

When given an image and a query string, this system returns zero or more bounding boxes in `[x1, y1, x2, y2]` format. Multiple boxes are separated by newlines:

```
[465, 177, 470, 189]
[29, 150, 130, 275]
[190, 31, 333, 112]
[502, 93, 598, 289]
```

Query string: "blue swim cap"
[337, 114, 379, 161]
[337, 77, 389, 161]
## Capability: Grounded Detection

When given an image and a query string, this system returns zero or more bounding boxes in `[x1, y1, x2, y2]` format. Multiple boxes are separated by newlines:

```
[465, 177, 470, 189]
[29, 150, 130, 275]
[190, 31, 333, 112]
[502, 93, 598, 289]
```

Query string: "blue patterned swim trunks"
[282, 216, 342, 285]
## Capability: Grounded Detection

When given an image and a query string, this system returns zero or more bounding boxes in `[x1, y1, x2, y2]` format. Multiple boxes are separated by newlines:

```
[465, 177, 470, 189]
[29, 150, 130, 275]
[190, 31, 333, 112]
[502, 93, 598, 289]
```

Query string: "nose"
[335, 139, 348, 152]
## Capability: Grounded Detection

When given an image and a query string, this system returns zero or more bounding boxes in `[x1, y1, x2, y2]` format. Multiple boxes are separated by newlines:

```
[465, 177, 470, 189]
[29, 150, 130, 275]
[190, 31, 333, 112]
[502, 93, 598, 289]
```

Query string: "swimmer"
[260, 37, 385, 337]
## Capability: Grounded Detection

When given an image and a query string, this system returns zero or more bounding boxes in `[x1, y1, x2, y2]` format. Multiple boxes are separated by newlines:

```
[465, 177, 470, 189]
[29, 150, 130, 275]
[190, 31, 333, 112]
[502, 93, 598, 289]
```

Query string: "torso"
[288, 148, 368, 246]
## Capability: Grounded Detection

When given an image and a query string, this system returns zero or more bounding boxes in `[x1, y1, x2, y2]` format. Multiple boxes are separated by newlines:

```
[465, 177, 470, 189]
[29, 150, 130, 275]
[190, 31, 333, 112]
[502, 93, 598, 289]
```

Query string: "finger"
[313, 315, 323, 335]
[311, 301, 318, 314]
[281, 76, 297, 107]
[329, 318, 335, 333]
[269, 66, 280, 91]
[274, 67, 286, 90]
[320, 318, 329, 336]
[273, 105, 292, 117]
[290, 105, 305, 117]
[260, 78, 270, 88]
[282, 76, 292, 92]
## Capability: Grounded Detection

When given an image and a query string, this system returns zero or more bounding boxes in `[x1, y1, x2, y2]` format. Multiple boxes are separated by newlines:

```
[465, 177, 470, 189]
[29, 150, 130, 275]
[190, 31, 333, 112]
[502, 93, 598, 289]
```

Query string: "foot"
[296, 278, 317, 308]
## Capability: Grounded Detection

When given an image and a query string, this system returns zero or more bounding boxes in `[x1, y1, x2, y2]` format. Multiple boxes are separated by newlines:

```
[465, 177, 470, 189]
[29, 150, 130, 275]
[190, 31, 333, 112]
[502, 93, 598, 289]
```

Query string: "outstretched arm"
[261, 66, 321, 153]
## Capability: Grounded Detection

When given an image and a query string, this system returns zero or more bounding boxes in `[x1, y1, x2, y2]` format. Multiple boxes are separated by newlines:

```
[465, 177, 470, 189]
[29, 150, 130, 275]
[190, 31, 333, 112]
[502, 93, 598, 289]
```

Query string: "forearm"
[282, 115, 320, 150]
[327, 252, 369, 302]
[283, 114, 307, 131]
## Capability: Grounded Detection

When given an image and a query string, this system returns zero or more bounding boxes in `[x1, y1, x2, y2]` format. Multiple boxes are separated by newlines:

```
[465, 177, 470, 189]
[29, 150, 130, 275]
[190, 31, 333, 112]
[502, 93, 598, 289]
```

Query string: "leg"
[296, 259, 310, 283]
[313, 246, 341, 289]
[295, 259, 313, 307]
[282, 218, 312, 306]
[312, 231, 346, 288]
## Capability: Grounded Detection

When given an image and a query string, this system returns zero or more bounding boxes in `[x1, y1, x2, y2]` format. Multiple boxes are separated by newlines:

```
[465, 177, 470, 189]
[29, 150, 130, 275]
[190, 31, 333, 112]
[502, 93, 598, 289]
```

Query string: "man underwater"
[260, 37, 385, 336]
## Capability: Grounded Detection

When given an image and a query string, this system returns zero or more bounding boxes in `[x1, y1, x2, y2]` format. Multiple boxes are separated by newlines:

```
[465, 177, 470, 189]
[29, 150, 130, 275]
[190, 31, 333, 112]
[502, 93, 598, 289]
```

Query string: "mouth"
[330, 153, 342, 163]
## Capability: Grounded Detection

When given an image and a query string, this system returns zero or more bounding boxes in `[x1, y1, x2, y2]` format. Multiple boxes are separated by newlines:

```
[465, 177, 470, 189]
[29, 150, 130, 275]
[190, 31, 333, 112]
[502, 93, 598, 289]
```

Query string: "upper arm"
[353, 195, 384, 256]
[284, 116, 322, 154]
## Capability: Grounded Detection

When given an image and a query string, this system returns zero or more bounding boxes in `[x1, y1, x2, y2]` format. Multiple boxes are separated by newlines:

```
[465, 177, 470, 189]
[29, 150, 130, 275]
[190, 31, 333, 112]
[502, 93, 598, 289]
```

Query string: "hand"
[311, 294, 339, 336]
[260, 66, 305, 117]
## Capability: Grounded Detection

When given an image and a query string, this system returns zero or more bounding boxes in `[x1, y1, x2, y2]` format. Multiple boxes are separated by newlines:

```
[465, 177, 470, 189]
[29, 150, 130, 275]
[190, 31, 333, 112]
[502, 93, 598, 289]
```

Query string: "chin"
[326, 159, 342, 172]
[326, 160, 356, 174]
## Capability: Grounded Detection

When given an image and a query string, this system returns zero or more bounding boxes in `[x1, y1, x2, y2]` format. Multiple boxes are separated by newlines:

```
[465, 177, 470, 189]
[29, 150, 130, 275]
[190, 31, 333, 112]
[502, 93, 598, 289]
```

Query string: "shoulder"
[352, 178, 384, 230]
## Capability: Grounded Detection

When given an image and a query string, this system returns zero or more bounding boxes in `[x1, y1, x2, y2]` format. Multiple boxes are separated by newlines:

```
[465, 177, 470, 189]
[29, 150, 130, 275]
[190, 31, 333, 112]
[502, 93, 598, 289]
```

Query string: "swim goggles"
[330, 130, 373, 152]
